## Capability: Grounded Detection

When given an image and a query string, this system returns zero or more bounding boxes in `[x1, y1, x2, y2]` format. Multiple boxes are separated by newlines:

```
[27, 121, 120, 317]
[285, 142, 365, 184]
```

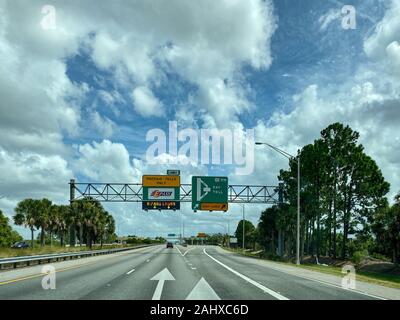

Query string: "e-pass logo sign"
[148, 188, 175, 200]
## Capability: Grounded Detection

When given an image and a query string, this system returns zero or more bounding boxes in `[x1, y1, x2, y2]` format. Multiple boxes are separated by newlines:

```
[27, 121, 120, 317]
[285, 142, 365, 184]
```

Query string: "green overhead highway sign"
[191, 176, 228, 211]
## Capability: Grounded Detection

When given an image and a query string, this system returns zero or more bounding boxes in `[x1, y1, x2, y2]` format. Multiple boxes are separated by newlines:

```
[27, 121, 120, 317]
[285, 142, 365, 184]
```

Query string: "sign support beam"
[69, 182, 281, 205]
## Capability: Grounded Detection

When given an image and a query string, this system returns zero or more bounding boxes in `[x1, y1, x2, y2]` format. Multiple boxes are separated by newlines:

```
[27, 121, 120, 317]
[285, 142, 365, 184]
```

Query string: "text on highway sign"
[142, 175, 180, 187]
[142, 201, 180, 211]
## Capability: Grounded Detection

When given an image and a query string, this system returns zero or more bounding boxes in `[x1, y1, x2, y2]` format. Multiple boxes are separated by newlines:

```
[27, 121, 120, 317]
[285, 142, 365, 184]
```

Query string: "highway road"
[0, 245, 393, 300]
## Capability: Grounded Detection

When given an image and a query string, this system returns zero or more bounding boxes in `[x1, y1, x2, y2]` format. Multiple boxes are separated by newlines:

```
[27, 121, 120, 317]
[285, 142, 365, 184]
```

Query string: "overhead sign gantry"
[69, 175, 282, 209]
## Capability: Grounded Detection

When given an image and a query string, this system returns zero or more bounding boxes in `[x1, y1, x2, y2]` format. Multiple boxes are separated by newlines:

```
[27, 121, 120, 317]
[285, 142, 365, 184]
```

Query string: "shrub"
[352, 250, 369, 265]
[263, 252, 283, 261]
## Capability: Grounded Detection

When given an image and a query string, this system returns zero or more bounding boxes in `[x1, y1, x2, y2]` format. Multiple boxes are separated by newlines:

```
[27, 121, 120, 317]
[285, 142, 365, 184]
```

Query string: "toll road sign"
[143, 187, 179, 201]
[192, 176, 228, 211]
[197, 233, 206, 238]
[142, 175, 180, 187]
[142, 175, 180, 211]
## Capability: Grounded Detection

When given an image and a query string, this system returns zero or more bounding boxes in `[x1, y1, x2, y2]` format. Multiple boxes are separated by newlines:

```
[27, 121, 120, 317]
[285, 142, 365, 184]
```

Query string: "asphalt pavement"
[0, 245, 395, 300]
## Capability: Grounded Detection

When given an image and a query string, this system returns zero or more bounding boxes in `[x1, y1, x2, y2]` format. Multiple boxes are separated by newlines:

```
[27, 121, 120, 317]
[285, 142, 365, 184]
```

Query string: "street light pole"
[296, 154, 300, 265]
[227, 219, 230, 248]
[242, 204, 245, 250]
[117, 223, 120, 244]
[255, 142, 301, 265]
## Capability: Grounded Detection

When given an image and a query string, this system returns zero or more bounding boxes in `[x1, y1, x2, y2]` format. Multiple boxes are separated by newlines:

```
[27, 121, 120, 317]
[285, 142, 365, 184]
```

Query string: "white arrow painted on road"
[150, 268, 175, 300]
[186, 277, 221, 300]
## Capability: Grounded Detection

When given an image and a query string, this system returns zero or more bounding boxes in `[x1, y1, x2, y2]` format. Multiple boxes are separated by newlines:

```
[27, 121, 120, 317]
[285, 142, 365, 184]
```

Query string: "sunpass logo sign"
[148, 188, 175, 200]
[151, 190, 173, 198]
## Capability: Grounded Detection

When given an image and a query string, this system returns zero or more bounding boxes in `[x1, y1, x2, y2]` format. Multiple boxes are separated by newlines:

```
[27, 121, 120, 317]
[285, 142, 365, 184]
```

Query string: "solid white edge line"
[228, 252, 387, 300]
[296, 274, 387, 300]
[203, 248, 289, 300]
[255, 263, 387, 300]
[126, 268, 135, 275]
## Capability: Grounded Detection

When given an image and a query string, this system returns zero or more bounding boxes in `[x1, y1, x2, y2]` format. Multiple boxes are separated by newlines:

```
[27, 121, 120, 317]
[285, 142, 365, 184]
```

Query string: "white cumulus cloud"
[131, 86, 164, 118]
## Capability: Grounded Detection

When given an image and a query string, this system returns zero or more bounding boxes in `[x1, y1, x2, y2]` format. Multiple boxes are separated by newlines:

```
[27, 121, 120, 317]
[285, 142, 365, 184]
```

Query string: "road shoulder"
[218, 246, 400, 300]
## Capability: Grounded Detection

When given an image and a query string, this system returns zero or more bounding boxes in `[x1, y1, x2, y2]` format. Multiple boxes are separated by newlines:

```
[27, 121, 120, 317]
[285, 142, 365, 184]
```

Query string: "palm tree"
[56, 205, 69, 247]
[95, 210, 115, 247]
[13, 198, 117, 250]
[83, 201, 95, 249]
[48, 204, 59, 247]
[76, 199, 107, 249]
[37, 199, 52, 247]
[13, 199, 39, 248]
[104, 213, 115, 245]
[71, 200, 85, 246]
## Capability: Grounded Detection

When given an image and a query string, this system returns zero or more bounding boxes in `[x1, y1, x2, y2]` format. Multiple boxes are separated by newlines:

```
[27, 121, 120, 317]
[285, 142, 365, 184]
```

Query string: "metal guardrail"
[0, 245, 154, 270]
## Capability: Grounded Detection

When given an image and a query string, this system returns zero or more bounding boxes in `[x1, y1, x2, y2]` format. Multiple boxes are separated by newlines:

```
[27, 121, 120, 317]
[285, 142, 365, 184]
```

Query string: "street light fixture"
[255, 141, 301, 265]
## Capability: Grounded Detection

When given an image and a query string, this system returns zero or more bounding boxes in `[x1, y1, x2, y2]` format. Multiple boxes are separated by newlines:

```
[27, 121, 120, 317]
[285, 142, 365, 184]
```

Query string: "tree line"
[235, 123, 399, 265]
[0, 209, 23, 247]
[13, 198, 116, 249]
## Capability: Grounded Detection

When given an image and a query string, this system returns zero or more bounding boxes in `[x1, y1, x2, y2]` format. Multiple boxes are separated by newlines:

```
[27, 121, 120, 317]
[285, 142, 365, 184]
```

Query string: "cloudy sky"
[0, 0, 399, 239]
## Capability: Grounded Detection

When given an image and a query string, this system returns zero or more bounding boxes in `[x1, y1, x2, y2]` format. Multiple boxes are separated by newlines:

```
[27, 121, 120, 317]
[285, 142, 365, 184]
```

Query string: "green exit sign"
[191, 176, 228, 211]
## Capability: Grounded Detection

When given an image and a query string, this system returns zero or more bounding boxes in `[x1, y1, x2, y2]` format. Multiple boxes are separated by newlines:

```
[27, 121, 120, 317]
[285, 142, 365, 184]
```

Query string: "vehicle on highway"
[166, 242, 173, 248]
[11, 241, 30, 249]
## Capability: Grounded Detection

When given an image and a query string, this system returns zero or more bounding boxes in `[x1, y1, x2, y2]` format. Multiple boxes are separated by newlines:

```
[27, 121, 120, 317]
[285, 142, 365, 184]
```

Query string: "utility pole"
[180, 212, 183, 245]
[69, 179, 76, 247]
[278, 183, 284, 256]
[117, 222, 122, 245]
[227, 219, 230, 248]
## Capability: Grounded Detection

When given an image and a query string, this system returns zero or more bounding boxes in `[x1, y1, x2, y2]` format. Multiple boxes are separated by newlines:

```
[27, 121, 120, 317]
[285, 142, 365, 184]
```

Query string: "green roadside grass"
[292, 264, 400, 289]
[222, 247, 400, 289]
[0, 244, 148, 259]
